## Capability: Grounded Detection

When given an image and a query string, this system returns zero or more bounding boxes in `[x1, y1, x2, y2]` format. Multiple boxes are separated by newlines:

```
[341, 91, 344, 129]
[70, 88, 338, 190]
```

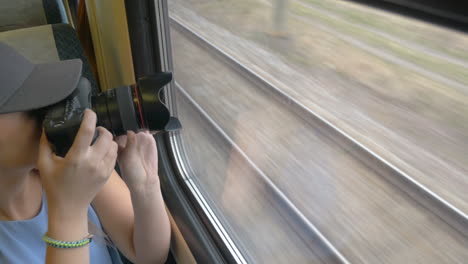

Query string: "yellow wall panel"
[85, 0, 135, 90]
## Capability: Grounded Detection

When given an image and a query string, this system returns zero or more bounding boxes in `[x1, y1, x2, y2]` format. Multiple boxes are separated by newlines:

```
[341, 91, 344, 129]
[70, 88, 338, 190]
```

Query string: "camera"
[43, 72, 181, 157]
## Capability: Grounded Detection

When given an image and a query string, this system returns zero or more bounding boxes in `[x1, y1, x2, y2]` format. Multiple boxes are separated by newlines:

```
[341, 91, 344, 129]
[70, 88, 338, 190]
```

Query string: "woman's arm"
[92, 171, 171, 264]
[130, 180, 171, 264]
[118, 131, 171, 264]
[38, 110, 118, 264]
[46, 208, 89, 263]
[91, 171, 135, 261]
[92, 131, 171, 264]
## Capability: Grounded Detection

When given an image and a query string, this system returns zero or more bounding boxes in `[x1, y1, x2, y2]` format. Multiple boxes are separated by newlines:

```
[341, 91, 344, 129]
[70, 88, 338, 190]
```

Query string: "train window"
[167, 0, 468, 262]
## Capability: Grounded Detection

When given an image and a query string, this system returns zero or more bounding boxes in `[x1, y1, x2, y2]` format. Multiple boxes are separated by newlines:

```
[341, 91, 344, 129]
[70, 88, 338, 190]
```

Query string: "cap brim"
[0, 59, 82, 113]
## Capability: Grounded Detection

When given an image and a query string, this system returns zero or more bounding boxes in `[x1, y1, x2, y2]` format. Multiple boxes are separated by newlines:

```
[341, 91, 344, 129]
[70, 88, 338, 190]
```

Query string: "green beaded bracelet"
[42, 233, 93, 249]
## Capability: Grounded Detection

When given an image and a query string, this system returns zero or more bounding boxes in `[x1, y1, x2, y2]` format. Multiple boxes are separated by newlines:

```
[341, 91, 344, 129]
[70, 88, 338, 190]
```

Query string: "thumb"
[115, 135, 127, 154]
[117, 131, 138, 168]
[37, 129, 54, 169]
[117, 131, 137, 161]
[125, 131, 138, 153]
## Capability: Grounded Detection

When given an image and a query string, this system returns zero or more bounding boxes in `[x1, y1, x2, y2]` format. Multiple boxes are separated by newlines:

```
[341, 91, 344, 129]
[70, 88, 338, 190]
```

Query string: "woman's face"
[0, 112, 41, 170]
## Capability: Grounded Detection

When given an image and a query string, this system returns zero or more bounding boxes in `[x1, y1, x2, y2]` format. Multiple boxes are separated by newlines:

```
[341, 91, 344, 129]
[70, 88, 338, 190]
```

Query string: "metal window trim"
[151, 0, 249, 263]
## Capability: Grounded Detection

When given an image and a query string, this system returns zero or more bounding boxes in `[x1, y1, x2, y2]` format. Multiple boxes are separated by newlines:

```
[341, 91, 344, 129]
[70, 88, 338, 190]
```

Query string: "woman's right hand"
[37, 109, 118, 215]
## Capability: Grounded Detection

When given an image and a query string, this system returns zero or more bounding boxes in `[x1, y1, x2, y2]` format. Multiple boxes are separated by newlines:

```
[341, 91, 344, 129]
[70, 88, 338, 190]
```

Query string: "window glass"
[168, 0, 468, 262]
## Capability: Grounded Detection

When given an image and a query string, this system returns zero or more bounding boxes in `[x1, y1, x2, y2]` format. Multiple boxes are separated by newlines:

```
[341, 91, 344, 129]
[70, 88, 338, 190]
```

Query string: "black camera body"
[43, 72, 180, 157]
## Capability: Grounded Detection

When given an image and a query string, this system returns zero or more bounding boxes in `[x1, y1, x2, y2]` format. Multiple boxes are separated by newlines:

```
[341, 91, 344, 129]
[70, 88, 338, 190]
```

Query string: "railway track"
[170, 15, 468, 237]
[176, 83, 349, 263]
[170, 15, 468, 263]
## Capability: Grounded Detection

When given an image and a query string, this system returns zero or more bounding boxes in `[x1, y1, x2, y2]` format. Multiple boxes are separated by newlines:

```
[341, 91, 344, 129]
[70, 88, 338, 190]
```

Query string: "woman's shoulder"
[0, 194, 48, 263]
[0, 195, 119, 264]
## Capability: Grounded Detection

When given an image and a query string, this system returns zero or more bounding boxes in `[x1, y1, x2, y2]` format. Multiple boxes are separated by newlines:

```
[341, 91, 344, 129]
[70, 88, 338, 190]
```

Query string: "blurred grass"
[292, 2, 468, 87]
[303, 0, 468, 62]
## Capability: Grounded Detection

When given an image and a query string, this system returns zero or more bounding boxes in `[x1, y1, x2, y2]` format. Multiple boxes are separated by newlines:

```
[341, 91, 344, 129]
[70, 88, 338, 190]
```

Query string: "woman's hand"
[115, 131, 160, 192]
[37, 109, 118, 214]
[115, 131, 171, 264]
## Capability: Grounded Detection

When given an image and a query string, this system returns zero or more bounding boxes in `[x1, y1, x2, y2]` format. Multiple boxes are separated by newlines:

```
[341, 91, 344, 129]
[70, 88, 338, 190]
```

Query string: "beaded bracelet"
[42, 233, 93, 249]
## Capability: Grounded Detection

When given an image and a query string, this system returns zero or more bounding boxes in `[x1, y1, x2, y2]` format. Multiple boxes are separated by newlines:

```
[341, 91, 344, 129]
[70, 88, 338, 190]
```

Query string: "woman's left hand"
[115, 131, 160, 191]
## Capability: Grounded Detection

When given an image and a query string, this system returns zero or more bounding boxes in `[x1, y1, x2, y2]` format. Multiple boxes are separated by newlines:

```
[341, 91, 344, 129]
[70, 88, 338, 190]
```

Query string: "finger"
[143, 132, 158, 154]
[102, 142, 118, 173]
[115, 135, 128, 153]
[142, 131, 156, 143]
[68, 109, 97, 158]
[125, 131, 138, 153]
[91, 127, 113, 159]
[135, 132, 145, 154]
[141, 132, 155, 148]
[37, 129, 54, 167]
[134, 133, 151, 157]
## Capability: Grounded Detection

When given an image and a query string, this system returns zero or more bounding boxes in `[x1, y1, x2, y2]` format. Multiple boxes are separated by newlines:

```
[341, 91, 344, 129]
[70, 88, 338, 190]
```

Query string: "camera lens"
[91, 72, 173, 136]
[137, 73, 172, 131]
[92, 85, 139, 136]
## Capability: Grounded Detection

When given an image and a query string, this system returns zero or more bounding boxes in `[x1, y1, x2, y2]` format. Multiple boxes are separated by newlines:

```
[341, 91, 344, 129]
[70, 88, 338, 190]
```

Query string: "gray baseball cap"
[0, 42, 82, 114]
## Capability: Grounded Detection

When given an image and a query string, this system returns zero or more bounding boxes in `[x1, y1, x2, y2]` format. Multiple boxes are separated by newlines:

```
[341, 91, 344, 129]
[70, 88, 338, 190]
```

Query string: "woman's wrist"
[129, 182, 164, 210]
[47, 208, 89, 242]
[128, 181, 161, 198]
[46, 195, 89, 218]
[48, 206, 88, 222]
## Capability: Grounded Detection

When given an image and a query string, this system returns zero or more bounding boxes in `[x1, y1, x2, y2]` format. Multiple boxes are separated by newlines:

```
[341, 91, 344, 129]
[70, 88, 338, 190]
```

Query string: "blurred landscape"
[169, 0, 468, 262]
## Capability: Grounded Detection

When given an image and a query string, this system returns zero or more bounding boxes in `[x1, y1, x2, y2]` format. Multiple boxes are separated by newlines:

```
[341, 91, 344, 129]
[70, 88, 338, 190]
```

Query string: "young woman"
[0, 43, 171, 263]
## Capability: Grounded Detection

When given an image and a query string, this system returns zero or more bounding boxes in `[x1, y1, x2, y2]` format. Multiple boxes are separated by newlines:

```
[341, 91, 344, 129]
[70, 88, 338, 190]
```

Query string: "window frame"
[141, 0, 249, 263]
